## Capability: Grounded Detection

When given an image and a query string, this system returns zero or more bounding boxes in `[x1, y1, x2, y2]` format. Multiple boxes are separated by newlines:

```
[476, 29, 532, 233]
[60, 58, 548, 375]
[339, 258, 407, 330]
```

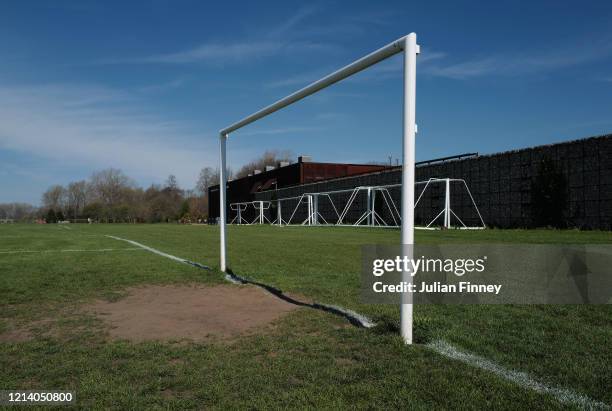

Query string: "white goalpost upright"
[219, 33, 419, 344]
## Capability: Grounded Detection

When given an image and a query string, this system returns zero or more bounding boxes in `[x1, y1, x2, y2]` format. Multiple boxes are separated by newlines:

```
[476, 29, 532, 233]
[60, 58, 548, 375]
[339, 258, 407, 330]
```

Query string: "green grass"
[0, 223, 610, 409]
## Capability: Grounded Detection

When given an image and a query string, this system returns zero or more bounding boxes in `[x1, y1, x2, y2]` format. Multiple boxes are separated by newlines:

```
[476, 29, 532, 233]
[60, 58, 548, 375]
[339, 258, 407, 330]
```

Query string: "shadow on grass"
[225, 268, 374, 328]
[371, 315, 434, 344]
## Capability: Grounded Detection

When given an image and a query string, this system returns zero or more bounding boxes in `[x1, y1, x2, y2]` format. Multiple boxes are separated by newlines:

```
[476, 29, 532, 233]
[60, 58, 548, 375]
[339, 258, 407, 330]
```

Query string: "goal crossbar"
[218, 33, 419, 344]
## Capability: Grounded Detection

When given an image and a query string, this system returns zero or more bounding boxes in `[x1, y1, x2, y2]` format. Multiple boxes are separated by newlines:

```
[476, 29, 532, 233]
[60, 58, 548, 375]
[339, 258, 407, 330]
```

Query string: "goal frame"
[228, 178, 485, 229]
[219, 33, 419, 344]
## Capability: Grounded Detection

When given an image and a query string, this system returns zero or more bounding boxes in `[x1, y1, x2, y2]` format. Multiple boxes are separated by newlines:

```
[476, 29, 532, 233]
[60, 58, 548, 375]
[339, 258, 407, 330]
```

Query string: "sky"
[1, 0, 612, 204]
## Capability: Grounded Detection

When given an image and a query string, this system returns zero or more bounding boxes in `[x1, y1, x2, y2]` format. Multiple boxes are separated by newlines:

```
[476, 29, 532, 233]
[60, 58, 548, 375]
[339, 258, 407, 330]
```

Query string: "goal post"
[219, 33, 419, 344]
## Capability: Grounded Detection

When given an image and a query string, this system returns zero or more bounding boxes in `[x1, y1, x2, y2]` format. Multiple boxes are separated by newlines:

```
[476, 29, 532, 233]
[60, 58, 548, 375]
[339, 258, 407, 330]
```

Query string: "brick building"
[208, 156, 389, 219]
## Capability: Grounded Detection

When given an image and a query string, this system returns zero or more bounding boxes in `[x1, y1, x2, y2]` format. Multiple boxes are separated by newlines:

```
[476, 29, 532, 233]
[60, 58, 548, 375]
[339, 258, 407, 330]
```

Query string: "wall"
[252, 134, 612, 230]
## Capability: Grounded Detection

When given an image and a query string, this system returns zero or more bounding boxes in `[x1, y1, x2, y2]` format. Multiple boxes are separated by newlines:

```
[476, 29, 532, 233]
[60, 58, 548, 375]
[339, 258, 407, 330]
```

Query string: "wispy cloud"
[424, 37, 612, 79]
[265, 5, 320, 38]
[99, 38, 337, 67]
[417, 51, 448, 65]
[99, 6, 337, 66]
[291, 9, 394, 39]
[264, 70, 328, 88]
[315, 112, 344, 121]
[0, 84, 216, 188]
[237, 126, 323, 137]
[137, 77, 188, 93]
[264, 49, 448, 89]
[101, 41, 286, 65]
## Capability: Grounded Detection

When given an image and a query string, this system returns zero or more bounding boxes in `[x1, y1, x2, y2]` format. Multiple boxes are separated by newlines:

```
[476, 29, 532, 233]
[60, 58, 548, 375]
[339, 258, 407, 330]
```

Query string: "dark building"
[208, 156, 389, 219]
[251, 134, 612, 230]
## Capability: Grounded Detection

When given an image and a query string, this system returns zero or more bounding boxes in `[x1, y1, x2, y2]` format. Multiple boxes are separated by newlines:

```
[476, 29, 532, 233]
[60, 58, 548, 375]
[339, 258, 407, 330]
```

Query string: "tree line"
[1, 150, 293, 223]
[41, 168, 223, 223]
[0, 167, 219, 223]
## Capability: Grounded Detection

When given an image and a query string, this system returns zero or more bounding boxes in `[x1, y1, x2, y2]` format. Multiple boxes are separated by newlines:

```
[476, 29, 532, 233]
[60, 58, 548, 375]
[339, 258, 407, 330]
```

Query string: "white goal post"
[219, 33, 419, 344]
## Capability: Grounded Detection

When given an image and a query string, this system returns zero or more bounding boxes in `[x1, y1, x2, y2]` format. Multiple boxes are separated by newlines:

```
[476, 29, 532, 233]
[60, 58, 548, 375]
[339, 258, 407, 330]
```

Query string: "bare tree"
[67, 180, 88, 220]
[42, 185, 66, 212]
[196, 167, 219, 195]
[89, 168, 134, 221]
[35, 166, 225, 223]
[90, 169, 131, 205]
[163, 174, 184, 220]
[165, 174, 179, 190]
[0, 203, 37, 221]
[235, 150, 293, 178]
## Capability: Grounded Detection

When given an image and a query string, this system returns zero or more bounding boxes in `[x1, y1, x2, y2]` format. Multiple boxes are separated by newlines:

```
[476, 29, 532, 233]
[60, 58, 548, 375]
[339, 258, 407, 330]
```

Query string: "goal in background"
[228, 179, 485, 229]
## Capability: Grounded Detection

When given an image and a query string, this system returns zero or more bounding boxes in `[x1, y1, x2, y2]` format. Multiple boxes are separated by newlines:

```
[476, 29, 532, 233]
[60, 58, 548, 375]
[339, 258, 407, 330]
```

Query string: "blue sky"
[1, 0, 612, 204]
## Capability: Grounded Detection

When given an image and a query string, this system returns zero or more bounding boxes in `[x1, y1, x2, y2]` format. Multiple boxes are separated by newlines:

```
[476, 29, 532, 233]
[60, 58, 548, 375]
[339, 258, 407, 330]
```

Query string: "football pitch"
[1, 223, 610, 409]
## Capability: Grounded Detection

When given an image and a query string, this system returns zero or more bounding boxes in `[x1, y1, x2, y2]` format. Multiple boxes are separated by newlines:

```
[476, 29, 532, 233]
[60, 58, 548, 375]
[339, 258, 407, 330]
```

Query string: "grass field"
[1, 223, 610, 409]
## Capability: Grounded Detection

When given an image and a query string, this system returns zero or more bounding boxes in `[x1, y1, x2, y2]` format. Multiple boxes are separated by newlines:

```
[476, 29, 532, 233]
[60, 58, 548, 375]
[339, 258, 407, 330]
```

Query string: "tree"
[142, 181, 185, 223]
[165, 175, 179, 191]
[187, 196, 206, 221]
[89, 168, 134, 221]
[67, 180, 88, 220]
[42, 185, 66, 213]
[34, 167, 214, 223]
[163, 174, 184, 221]
[235, 150, 293, 178]
[90, 168, 132, 204]
[196, 167, 219, 195]
[195, 167, 230, 220]
[46, 209, 57, 223]
[82, 202, 104, 220]
[0, 203, 37, 221]
[180, 200, 190, 218]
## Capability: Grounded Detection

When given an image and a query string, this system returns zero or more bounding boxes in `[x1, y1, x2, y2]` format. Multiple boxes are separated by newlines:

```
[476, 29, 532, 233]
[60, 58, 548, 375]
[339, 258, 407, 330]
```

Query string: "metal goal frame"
[219, 33, 419, 344]
[228, 178, 486, 230]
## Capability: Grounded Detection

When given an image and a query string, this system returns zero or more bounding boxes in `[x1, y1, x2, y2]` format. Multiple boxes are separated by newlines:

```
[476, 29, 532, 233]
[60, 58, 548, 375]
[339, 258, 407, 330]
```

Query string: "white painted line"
[313, 303, 375, 328]
[427, 340, 610, 410]
[105, 235, 211, 270]
[0, 234, 101, 239]
[224, 273, 243, 284]
[0, 248, 143, 254]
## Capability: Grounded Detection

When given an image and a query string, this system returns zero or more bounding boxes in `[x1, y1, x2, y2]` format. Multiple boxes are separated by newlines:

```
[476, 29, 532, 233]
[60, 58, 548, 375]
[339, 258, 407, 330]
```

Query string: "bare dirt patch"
[0, 318, 57, 343]
[84, 284, 300, 342]
[0, 327, 33, 343]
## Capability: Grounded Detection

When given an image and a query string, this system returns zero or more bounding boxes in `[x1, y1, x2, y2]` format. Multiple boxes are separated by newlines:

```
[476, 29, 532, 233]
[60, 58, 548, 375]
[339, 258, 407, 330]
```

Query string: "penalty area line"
[0, 248, 143, 254]
[427, 340, 610, 410]
[105, 235, 211, 270]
